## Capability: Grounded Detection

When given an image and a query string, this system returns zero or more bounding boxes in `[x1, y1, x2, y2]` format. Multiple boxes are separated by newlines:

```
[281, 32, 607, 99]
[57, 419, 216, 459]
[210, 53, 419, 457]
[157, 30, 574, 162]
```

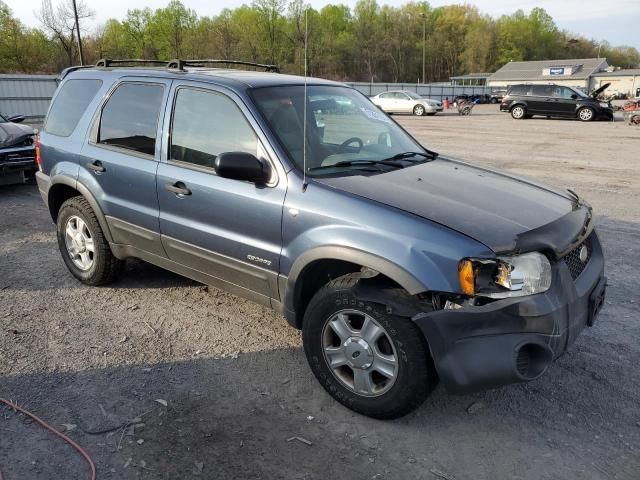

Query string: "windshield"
[404, 91, 422, 99]
[0, 113, 7, 123]
[251, 85, 427, 177]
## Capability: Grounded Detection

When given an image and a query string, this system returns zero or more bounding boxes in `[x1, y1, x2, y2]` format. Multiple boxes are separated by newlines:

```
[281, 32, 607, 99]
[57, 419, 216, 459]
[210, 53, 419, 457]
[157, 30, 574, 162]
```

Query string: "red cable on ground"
[0, 398, 96, 480]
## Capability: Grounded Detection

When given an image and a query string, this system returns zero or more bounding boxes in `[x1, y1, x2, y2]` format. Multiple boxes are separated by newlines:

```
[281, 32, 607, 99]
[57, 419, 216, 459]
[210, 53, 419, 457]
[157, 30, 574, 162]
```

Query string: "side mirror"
[7, 115, 25, 123]
[214, 152, 269, 184]
[570, 94, 578, 100]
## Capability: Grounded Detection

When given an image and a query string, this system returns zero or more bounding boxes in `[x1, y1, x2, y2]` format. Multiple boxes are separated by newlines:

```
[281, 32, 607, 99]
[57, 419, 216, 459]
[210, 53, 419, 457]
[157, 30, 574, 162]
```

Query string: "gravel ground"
[1, 105, 639, 479]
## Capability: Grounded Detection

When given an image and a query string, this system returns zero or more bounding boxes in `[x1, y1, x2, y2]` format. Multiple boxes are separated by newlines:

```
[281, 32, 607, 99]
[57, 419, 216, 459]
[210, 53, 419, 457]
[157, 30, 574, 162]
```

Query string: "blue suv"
[36, 60, 606, 418]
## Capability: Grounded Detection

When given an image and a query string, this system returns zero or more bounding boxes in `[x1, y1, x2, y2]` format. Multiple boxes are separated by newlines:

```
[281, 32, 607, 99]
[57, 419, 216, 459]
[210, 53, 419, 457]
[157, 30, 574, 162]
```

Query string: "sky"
[9, 0, 640, 50]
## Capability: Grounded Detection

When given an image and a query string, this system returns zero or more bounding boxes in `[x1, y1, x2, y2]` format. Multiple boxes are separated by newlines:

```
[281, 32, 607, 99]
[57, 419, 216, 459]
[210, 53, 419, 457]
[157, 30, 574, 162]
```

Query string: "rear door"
[375, 93, 395, 112]
[80, 78, 171, 257]
[156, 82, 286, 304]
[529, 85, 557, 114]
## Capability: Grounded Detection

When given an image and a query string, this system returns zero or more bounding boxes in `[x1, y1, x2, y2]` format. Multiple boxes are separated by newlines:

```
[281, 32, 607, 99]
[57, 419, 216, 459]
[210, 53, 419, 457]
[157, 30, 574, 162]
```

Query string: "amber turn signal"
[458, 259, 476, 296]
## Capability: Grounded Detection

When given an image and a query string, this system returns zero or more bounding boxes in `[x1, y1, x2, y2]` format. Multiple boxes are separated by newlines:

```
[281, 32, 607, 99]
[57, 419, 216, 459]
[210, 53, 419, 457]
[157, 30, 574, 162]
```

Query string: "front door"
[80, 78, 171, 256]
[552, 86, 579, 117]
[156, 83, 286, 304]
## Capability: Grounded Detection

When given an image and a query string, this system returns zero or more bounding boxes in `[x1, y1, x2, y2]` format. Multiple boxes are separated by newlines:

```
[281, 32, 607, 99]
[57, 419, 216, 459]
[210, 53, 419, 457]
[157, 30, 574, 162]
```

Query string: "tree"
[37, 0, 93, 65]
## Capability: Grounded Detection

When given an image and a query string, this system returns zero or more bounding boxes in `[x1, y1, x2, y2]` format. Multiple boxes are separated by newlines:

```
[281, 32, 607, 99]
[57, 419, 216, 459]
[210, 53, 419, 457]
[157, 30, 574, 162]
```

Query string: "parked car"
[490, 89, 507, 104]
[500, 83, 613, 121]
[371, 90, 442, 116]
[36, 60, 606, 419]
[0, 112, 37, 186]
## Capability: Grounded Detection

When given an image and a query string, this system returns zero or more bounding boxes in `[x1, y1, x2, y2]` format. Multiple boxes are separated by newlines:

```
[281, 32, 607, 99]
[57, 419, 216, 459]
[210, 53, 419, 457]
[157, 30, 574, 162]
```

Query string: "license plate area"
[587, 276, 607, 327]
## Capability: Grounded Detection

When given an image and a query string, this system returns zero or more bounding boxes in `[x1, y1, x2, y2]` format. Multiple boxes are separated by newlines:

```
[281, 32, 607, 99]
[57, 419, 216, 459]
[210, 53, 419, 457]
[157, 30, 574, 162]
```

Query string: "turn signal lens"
[458, 259, 476, 296]
[35, 133, 42, 171]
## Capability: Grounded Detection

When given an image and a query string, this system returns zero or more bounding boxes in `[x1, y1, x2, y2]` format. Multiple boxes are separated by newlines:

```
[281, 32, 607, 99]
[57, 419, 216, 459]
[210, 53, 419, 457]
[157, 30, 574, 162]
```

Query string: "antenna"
[302, 7, 309, 192]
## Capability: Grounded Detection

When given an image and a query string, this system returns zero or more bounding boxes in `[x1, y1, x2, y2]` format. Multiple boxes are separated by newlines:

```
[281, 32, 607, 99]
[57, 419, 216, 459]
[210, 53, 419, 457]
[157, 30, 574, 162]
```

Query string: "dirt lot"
[1, 105, 639, 479]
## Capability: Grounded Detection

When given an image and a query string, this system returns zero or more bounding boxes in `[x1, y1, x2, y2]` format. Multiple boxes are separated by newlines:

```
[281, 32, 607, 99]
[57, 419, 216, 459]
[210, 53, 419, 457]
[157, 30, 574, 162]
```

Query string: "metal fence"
[347, 82, 492, 101]
[0, 74, 59, 125]
[0, 75, 493, 126]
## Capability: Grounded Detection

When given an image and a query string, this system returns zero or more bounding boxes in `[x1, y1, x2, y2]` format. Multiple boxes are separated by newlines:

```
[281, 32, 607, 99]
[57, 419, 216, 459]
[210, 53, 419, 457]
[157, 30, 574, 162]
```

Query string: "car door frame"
[156, 79, 289, 307]
[81, 76, 173, 258]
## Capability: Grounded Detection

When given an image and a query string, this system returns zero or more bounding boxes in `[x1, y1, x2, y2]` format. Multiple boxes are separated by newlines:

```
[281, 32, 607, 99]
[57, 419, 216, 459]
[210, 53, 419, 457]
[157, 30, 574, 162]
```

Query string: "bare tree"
[37, 0, 93, 65]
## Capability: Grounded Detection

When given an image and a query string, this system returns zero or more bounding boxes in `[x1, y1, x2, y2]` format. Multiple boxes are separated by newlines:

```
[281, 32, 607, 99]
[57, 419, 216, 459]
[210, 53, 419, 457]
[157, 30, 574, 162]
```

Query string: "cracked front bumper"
[413, 231, 606, 394]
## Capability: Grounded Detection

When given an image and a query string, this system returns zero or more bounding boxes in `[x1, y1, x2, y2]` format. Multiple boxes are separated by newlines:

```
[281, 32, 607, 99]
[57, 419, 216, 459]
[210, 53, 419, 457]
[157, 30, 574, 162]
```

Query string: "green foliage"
[0, 0, 638, 79]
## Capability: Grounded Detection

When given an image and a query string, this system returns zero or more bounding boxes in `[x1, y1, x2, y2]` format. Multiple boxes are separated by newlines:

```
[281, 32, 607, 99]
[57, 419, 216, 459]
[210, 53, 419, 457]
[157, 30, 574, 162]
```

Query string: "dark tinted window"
[170, 88, 257, 169]
[508, 85, 530, 95]
[45, 79, 102, 137]
[531, 85, 554, 97]
[98, 83, 164, 156]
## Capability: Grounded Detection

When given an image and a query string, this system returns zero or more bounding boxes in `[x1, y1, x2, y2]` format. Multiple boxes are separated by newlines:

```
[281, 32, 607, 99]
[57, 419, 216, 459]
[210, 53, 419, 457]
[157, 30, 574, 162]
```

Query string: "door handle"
[86, 160, 105, 173]
[165, 181, 191, 196]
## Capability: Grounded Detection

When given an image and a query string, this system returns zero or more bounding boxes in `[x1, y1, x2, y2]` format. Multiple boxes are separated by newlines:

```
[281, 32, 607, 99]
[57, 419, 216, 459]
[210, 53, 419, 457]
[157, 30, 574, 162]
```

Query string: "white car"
[371, 90, 443, 116]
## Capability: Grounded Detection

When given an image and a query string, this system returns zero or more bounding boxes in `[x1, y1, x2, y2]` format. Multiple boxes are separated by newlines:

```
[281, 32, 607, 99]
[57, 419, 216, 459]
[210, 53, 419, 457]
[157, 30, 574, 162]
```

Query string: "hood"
[316, 158, 585, 254]
[591, 82, 610, 98]
[421, 98, 440, 104]
[0, 121, 35, 148]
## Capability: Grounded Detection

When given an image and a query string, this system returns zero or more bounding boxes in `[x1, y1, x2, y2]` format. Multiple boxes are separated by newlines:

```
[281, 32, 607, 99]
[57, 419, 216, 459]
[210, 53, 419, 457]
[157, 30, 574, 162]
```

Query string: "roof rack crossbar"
[96, 58, 170, 68]
[167, 59, 280, 73]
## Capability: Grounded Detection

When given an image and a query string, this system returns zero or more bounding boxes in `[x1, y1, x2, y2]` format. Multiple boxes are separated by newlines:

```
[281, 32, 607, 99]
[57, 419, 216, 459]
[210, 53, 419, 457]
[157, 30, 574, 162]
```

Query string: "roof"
[489, 58, 607, 81]
[450, 73, 491, 80]
[66, 66, 343, 91]
[591, 69, 640, 77]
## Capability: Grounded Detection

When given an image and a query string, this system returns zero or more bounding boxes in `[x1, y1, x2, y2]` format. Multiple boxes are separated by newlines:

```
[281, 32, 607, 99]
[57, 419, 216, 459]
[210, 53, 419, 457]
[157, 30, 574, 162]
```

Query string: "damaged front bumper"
[413, 230, 606, 394]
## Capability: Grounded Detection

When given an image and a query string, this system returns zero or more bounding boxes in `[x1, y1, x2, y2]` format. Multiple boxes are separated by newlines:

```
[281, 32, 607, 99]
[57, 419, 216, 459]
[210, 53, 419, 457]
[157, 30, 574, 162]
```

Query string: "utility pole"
[72, 0, 84, 65]
[420, 13, 426, 84]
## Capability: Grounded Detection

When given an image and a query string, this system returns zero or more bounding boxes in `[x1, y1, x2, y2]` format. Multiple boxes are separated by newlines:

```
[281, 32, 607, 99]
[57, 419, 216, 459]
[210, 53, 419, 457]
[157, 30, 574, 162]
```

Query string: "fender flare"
[48, 176, 114, 244]
[283, 245, 428, 314]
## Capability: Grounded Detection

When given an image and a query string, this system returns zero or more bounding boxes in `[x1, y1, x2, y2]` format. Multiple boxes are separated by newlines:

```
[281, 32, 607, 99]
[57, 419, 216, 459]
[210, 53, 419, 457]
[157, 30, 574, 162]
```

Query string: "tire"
[490, 98, 498, 104]
[413, 104, 425, 116]
[302, 274, 437, 419]
[56, 196, 121, 285]
[510, 105, 526, 119]
[578, 107, 595, 122]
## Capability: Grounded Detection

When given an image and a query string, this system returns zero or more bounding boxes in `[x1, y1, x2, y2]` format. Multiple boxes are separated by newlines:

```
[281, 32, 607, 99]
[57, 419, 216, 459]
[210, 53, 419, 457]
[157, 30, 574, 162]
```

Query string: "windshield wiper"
[383, 150, 438, 161]
[308, 159, 406, 173]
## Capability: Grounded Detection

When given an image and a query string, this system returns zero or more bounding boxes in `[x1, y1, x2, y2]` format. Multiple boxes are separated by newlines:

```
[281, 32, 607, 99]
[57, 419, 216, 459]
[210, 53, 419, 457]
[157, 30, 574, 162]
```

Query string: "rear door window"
[531, 85, 554, 97]
[45, 79, 102, 137]
[98, 83, 164, 156]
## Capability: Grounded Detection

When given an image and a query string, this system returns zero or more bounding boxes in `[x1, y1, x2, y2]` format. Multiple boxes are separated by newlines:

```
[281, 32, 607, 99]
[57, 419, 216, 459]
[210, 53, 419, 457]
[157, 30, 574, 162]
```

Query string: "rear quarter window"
[44, 79, 102, 137]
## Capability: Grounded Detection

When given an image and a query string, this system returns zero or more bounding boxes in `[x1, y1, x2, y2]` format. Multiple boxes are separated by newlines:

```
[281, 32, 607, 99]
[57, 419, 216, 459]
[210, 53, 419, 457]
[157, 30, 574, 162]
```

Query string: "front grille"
[562, 234, 593, 280]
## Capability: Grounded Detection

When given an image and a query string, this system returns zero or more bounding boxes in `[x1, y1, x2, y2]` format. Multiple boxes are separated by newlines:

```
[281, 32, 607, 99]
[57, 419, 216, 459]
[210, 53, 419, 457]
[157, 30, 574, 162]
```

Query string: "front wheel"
[413, 104, 426, 116]
[578, 107, 595, 121]
[302, 274, 437, 419]
[511, 105, 526, 119]
[56, 196, 122, 285]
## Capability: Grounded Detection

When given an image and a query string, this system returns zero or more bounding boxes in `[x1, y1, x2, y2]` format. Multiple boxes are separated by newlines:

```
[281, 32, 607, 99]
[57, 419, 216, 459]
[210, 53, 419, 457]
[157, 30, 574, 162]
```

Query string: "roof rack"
[167, 59, 280, 73]
[60, 58, 280, 80]
[96, 58, 170, 67]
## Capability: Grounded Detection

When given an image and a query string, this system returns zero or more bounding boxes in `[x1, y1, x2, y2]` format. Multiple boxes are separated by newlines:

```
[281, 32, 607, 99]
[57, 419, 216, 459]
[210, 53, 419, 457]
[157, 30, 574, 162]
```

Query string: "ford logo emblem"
[579, 245, 588, 262]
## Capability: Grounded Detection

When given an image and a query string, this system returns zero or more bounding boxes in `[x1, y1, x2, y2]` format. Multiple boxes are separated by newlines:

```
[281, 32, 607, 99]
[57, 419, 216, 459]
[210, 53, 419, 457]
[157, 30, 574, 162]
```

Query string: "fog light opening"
[515, 343, 552, 380]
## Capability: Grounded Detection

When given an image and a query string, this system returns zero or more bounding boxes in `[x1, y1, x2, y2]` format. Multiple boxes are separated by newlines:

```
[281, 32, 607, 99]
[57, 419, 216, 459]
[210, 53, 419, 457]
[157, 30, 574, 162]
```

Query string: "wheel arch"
[282, 247, 427, 329]
[48, 177, 114, 243]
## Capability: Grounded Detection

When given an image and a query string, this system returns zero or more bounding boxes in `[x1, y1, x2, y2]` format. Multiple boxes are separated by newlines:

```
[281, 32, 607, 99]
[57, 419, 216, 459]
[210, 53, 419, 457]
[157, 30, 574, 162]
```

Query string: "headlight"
[458, 252, 552, 298]
[600, 102, 610, 108]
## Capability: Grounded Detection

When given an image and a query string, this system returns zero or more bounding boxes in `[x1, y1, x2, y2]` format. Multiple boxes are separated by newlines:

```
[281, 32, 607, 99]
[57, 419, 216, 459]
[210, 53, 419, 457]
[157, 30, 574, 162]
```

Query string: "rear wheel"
[511, 105, 526, 119]
[302, 274, 437, 419]
[56, 196, 121, 285]
[413, 104, 426, 116]
[578, 107, 595, 121]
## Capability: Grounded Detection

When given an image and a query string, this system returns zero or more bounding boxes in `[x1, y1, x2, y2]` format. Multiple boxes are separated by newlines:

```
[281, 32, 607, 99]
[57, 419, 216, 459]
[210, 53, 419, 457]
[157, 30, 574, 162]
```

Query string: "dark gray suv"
[36, 60, 606, 418]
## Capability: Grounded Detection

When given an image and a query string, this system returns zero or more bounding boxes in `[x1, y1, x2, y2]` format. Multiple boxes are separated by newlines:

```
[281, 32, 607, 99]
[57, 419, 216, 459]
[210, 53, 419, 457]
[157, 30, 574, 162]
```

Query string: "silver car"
[371, 90, 443, 116]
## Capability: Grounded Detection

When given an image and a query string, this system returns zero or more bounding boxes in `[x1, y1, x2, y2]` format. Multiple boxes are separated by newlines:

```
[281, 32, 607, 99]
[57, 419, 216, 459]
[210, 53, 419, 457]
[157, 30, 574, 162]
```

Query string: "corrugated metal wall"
[0, 75, 59, 124]
[347, 82, 492, 101]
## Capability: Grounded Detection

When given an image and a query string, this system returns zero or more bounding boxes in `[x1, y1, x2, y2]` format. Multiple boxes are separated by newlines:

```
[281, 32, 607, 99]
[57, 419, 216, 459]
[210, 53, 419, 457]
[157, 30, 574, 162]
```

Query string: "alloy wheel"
[64, 215, 95, 271]
[321, 309, 398, 397]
